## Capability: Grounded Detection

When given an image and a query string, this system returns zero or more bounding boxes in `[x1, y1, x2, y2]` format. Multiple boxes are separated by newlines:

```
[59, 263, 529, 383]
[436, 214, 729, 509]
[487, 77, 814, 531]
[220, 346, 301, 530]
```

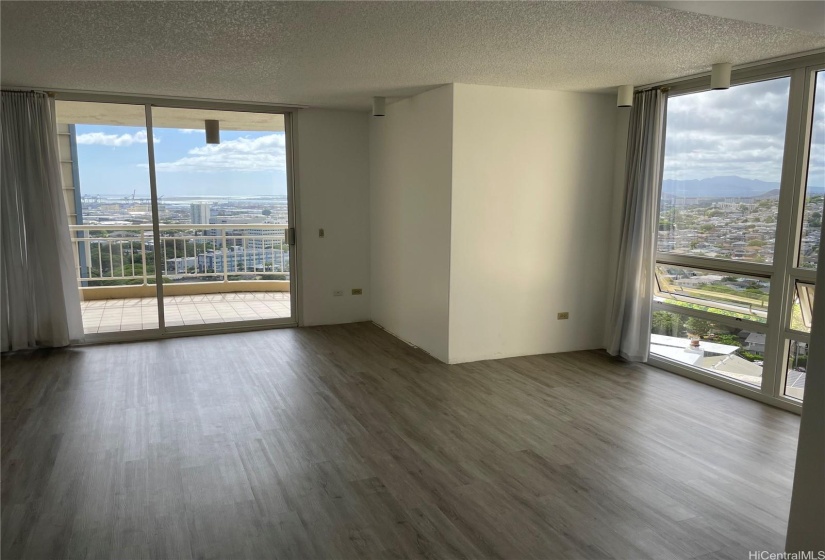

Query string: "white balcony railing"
[69, 223, 290, 286]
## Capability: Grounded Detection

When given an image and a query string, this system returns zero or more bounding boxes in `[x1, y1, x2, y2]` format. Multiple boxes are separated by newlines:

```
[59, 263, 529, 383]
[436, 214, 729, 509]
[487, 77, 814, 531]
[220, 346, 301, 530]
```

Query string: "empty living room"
[1, 1, 823, 559]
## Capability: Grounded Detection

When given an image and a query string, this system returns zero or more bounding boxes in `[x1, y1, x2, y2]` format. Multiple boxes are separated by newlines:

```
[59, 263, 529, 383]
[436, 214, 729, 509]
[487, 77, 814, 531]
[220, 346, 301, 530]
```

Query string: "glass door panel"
[149, 107, 293, 329]
[55, 101, 160, 336]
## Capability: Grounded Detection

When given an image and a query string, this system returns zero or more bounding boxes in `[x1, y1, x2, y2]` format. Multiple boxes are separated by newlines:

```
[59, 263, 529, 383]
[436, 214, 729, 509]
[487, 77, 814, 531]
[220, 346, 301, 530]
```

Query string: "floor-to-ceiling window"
[781, 68, 823, 400]
[649, 58, 823, 408]
[55, 100, 296, 339]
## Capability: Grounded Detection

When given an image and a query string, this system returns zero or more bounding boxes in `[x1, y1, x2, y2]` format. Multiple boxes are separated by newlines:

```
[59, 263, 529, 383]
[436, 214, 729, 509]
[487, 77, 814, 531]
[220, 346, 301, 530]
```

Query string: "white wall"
[448, 84, 617, 363]
[369, 85, 454, 362]
[294, 109, 371, 326]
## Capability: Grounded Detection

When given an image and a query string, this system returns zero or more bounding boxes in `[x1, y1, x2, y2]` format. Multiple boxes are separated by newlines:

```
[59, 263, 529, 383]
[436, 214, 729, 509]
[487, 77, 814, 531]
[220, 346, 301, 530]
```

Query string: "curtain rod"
[635, 86, 670, 94]
[2, 86, 307, 109]
[1, 88, 54, 97]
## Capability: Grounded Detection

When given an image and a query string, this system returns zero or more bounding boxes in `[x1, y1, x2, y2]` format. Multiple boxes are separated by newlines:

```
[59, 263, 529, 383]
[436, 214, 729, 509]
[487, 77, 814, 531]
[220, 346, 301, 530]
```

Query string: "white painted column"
[786, 214, 825, 554]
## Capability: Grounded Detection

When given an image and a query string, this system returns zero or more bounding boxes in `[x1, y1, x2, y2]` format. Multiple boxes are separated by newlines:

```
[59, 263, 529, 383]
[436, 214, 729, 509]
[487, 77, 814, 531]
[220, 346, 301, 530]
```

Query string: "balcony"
[81, 292, 291, 333]
[70, 223, 292, 334]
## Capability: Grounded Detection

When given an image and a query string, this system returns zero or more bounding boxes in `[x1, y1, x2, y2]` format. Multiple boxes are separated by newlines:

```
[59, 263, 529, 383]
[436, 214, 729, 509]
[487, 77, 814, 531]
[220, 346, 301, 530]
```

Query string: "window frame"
[648, 54, 825, 413]
[53, 93, 302, 342]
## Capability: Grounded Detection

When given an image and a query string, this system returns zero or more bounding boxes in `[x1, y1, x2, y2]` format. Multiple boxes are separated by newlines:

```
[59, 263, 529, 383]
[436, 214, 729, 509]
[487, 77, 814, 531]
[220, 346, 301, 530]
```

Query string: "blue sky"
[74, 125, 287, 197]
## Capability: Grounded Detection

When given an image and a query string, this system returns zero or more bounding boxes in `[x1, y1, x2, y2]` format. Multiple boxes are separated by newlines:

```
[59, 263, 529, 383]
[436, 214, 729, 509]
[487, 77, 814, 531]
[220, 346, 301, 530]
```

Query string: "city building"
[164, 256, 197, 275]
[745, 332, 768, 354]
[190, 201, 213, 225]
[196, 247, 288, 274]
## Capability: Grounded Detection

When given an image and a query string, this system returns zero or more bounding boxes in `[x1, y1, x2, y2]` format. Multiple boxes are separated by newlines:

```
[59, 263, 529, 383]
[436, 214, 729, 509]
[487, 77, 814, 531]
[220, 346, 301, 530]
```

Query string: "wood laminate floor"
[1, 322, 800, 560]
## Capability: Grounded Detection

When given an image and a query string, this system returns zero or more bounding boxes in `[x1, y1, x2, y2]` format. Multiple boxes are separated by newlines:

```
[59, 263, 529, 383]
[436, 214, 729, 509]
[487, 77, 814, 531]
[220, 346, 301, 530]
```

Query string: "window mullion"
[762, 66, 808, 399]
[784, 329, 812, 344]
[789, 268, 818, 284]
[655, 253, 773, 277]
[652, 300, 768, 332]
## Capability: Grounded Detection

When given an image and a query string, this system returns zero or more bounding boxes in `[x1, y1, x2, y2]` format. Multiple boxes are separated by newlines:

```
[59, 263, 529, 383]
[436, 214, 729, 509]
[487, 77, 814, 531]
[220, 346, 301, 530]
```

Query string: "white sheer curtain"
[1, 91, 83, 351]
[605, 88, 667, 362]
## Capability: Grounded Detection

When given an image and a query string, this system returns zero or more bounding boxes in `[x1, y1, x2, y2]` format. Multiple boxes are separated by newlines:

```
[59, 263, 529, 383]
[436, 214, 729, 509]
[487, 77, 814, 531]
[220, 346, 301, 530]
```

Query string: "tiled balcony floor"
[81, 292, 291, 334]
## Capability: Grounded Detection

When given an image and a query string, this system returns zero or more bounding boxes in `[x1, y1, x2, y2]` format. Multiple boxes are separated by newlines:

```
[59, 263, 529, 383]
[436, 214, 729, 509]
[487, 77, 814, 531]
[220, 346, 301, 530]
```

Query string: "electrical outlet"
[557, 312, 570, 320]
[319, 228, 325, 238]
[333, 290, 343, 297]
[351, 288, 363, 295]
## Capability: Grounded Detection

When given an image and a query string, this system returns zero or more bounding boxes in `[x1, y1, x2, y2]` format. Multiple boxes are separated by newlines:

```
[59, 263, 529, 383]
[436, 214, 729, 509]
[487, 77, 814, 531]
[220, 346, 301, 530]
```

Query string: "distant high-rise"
[190, 202, 212, 225]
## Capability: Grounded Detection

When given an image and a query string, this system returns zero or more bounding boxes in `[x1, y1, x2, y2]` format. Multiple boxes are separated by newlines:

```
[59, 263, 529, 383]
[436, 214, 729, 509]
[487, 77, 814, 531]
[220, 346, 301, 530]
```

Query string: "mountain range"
[661, 175, 825, 198]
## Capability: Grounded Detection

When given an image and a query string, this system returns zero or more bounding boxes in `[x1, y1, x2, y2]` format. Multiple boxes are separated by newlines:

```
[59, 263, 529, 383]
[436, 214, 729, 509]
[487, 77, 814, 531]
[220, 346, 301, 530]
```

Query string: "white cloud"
[154, 133, 286, 173]
[178, 129, 200, 134]
[661, 73, 825, 191]
[663, 78, 791, 183]
[76, 130, 158, 147]
[660, 74, 825, 189]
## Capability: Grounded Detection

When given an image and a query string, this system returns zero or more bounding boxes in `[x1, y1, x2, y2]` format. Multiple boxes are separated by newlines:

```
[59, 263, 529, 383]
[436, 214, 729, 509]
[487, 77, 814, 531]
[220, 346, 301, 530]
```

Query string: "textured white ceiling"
[640, 1, 825, 35]
[2, 1, 824, 110]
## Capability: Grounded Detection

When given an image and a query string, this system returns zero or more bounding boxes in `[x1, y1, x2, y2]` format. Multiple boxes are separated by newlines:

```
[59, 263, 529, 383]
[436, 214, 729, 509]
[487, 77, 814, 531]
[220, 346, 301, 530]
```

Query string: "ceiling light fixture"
[205, 119, 220, 144]
[711, 63, 732, 90]
[372, 97, 386, 117]
[617, 85, 633, 108]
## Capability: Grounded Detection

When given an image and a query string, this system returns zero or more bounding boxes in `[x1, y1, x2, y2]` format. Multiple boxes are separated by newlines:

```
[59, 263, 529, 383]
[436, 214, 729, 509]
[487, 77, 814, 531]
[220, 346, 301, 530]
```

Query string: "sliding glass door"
[150, 107, 293, 330]
[648, 59, 823, 408]
[55, 102, 161, 335]
[55, 100, 295, 339]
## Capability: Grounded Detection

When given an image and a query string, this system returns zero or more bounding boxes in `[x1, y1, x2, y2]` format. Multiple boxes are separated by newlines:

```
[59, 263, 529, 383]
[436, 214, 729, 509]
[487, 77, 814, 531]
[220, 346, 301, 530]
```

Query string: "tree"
[95, 264, 169, 286]
[262, 209, 272, 217]
[685, 316, 712, 337]
[712, 333, 741, 347]
[652, 311, 683, 336]
[739, 350, 763, 362]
